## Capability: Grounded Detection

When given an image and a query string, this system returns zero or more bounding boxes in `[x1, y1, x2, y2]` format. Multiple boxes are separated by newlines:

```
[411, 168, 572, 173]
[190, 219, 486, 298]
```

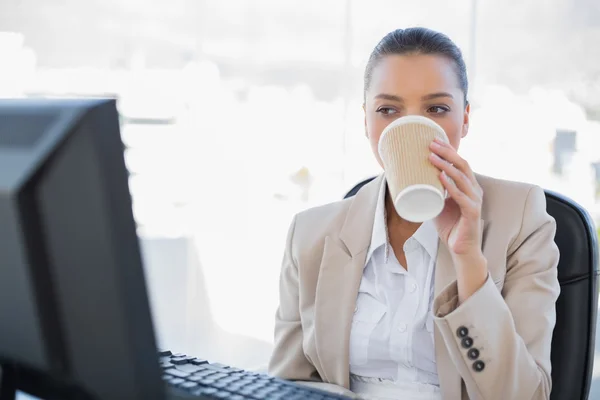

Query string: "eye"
[428, 105, 450, 114]
[376, 107, 397, 116]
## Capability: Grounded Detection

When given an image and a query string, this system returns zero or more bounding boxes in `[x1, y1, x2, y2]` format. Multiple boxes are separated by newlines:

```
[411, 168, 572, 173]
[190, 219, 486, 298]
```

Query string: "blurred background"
[2, 0, 600, 395]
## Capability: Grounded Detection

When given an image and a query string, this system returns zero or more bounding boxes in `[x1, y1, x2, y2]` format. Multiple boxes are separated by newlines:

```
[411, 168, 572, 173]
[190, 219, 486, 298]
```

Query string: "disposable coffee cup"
[378, 115, 449, 222]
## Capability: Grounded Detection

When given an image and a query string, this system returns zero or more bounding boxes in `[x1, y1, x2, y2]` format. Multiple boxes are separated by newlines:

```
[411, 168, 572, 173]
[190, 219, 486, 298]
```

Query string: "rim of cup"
[394, 183, 446, 222]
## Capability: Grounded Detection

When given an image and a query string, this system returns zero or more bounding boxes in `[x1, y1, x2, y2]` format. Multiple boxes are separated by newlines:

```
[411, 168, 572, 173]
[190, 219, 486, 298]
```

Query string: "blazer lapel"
[313, 175, 384, 388]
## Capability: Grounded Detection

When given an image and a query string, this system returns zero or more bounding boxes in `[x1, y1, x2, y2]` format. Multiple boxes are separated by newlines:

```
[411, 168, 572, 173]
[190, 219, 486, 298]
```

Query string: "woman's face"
[364, 54, 470, 168]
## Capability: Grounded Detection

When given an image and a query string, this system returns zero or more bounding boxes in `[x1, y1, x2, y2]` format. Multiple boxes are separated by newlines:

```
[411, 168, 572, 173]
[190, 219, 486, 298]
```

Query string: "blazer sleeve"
[268, 215, 319, 381]
[433, 186, 560, 400]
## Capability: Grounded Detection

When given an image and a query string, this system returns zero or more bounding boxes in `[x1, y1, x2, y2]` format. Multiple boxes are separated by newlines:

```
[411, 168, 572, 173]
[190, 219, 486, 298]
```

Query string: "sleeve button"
[456, 326, 469, 338]
[467, 348, 480, 360]
[473, 360, 485, 372]
[461, 337, 474, 348]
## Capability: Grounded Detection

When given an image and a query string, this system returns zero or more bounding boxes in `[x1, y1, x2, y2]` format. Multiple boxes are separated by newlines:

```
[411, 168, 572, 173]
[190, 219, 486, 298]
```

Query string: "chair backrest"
[344, 178, 599, 400]
[546, 190, 598, 400]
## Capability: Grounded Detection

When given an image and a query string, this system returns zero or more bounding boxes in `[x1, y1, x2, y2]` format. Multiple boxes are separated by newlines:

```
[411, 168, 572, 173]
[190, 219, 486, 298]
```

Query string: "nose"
[404, 108, 427, 118]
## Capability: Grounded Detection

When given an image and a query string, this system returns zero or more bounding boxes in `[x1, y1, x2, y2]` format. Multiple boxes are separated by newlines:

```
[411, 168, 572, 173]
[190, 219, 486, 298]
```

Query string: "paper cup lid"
[394, 184, 445, 222]
[378, 115, 448, 159]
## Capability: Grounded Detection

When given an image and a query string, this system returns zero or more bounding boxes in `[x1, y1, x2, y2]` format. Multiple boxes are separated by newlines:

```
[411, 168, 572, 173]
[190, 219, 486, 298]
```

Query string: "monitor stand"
[0, 363, 92, 400]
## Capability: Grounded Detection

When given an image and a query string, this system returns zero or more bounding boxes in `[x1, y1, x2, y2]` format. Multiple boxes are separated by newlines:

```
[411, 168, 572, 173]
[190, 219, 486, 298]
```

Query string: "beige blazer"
[268, 174, 560, 400]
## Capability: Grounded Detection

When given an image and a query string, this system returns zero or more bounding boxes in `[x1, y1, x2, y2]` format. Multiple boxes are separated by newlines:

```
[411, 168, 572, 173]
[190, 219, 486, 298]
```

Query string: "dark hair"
[364, 27, 469, 105]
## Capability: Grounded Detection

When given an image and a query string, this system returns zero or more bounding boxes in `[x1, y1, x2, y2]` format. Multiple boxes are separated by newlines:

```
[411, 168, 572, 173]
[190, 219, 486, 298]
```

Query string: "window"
[3, 0, 599, 389]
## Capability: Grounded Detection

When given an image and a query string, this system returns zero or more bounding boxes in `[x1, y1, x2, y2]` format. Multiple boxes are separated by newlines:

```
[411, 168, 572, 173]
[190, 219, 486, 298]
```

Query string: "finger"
[439, 171, 480, 218]
[429, 152, 478, 200]
[429, 140, 477, 184]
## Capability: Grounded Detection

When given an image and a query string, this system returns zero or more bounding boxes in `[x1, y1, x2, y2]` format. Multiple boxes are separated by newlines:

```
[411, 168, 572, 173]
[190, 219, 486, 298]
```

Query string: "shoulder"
[287, 174, 382, 265]
[289, 198, 353, 258]
[477, 173, 541, 202]
[477, 173, 547, 222]
[295, 198, 353, 231]
[476, 173, 553, 254]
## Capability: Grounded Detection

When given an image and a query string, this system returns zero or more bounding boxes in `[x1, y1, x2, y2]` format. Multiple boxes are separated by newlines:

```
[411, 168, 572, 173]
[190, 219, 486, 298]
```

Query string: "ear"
[461, 102, 471, 138]
[363, 103, 369, 138]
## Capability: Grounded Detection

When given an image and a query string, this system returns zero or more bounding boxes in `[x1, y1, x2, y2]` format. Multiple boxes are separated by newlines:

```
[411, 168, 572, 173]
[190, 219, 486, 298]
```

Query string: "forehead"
[367, 54, 462, 100]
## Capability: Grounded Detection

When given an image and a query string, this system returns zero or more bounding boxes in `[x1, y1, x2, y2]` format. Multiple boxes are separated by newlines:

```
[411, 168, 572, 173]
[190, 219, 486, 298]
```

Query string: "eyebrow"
[374, 92, 454, 102]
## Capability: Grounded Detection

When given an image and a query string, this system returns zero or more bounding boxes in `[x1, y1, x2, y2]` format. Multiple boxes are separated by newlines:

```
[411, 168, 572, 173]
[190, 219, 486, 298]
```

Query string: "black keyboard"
[159, 350, 353, 400]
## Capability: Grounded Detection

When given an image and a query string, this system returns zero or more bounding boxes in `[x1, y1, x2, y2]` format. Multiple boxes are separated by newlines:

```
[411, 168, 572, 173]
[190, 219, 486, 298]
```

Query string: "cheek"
[365, 113, 387, 166]
[365, 112, 385, 141]
[438, 117, 463, 149]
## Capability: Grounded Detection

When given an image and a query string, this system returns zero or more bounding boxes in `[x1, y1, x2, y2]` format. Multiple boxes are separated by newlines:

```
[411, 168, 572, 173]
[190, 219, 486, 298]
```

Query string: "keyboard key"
[213, 391, 231, 399]
[164, 369, 190, 378]
[178, 381, 199, 390]
[158, 350, 172, 357]
[190, 358, 209, 365]
[246, 383, 266, 390]
[171, 357, 192, 365]
[169, 378, 185, 385]
[219, 377, 240, 385]
[264, 394, 289, 400]
[175, 364, 203, 374]
[170, 353, 186, 358]
[192, 387, 218, 396]
[203, 364, 231, 373]
[192, 371, 216, 378]
[211, 382, 229, 389]
[210, 373, 229, 380]
[188, 375, 209, 382]
[226, 384, 243, 393]
[159, 362, 174, 370]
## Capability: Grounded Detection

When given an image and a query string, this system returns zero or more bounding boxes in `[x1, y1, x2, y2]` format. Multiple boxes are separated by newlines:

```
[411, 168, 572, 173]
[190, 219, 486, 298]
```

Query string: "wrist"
[452, 249, 486, 269]
[453, 251, 488, 303]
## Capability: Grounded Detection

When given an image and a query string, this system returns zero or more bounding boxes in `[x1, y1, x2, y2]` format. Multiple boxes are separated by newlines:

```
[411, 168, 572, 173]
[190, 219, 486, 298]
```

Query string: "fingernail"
[430, 141, 441, 149]
[430, 152, 441, 161]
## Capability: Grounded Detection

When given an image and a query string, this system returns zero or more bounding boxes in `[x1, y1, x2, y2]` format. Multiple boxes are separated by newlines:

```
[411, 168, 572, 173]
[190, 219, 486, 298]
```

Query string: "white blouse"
[349, 178, 440, 388]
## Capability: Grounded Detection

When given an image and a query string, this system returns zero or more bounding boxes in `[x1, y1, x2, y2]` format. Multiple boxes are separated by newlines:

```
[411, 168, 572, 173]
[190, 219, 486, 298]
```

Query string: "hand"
[429, 139, 488, 302]
[428, 139, 483, 257]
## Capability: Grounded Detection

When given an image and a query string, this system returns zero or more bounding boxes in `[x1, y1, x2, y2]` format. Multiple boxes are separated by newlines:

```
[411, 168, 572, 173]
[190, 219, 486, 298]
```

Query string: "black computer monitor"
[0, 99, 164, 400]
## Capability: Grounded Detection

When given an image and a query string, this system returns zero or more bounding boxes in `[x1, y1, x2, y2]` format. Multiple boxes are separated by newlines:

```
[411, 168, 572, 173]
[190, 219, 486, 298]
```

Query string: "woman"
[268, 27, 560, 400]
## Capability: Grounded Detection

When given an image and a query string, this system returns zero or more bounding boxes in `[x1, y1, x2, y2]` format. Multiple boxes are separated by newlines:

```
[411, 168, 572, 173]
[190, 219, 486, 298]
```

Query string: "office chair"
[344, 177, 599, 400]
